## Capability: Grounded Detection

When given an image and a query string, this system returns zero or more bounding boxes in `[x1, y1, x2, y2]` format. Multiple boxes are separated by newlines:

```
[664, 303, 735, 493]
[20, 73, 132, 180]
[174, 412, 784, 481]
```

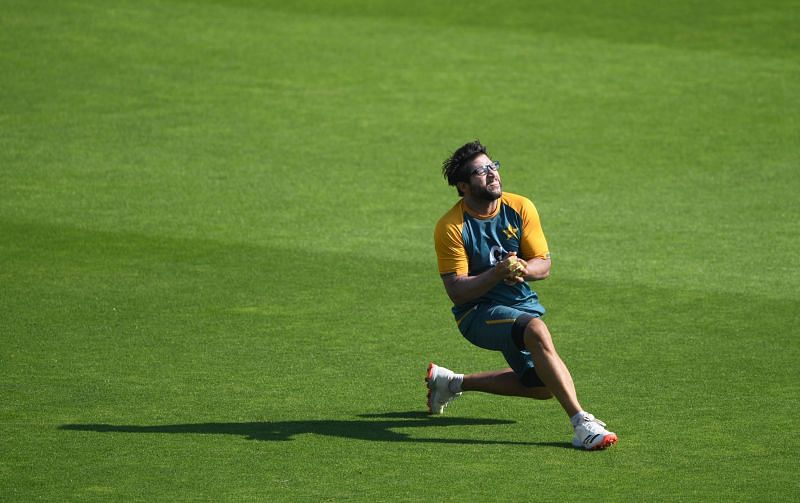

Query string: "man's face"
[465, 153, 502, 201]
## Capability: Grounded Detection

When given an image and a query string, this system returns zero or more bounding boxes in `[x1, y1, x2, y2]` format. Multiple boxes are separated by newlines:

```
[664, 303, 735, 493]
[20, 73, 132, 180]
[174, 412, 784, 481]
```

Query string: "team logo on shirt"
[489, 245, 506, 266]
[502, 224, 519, 240]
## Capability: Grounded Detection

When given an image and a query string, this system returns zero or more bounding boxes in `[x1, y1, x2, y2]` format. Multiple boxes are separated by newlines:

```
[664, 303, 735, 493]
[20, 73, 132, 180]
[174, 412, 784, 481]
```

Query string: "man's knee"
[523, 318, 554, 352]
[519, 368, 553, 399]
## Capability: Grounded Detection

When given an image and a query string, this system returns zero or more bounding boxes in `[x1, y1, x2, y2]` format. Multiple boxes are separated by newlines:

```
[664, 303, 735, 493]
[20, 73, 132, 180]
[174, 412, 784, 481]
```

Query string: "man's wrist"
[490, 265, 507, 282]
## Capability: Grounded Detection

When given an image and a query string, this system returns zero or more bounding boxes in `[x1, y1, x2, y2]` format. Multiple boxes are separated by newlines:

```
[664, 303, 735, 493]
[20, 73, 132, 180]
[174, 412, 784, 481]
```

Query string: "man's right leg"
[462, 368, 552, 400]
[437, 304, 554, 407]
[426, 364, 549, 414]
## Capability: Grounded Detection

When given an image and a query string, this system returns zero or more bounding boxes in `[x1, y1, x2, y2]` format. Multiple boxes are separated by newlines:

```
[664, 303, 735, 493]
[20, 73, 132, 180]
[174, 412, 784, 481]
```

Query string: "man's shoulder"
[435, 199, 465, 231]
[500, 192, 536, 215]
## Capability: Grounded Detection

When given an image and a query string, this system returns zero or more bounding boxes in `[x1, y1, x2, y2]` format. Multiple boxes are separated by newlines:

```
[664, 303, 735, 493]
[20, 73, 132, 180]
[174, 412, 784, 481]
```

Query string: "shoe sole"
[590, 433, 618, 450]
[425, 362, 439, 414]
[572, 432, 618, 450]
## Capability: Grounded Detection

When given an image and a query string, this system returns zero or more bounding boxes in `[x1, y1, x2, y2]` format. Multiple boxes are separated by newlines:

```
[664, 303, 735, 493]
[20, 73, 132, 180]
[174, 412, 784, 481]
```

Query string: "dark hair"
[442, 140, 489, 196]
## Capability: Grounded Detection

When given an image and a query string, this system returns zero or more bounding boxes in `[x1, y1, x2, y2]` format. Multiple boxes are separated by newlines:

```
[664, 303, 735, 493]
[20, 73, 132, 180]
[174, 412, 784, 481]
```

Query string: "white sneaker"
[572, 414, 618, 450]
[426, 362, 461, 414]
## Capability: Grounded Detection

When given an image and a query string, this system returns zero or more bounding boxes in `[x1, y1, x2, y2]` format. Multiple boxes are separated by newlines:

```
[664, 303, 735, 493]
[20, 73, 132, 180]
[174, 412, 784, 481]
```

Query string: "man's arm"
[441, 253, 529, 305]
[509, 256, 551, 283]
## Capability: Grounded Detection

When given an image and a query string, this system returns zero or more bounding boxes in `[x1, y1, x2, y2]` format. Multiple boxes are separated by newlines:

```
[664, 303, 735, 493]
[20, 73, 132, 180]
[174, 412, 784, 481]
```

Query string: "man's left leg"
[521, 317, 618, 450]
[521, 317, 581, 417]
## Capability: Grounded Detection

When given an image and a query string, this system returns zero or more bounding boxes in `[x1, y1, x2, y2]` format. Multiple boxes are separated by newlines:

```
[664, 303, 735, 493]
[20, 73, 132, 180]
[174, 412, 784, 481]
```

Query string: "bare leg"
[523, 318, 582, 417]
[463, 368, 552, 400]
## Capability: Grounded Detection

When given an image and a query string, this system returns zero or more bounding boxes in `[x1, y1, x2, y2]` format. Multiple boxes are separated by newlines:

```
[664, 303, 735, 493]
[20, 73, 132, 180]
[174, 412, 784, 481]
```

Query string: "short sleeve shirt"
[434, 192, 550, 315]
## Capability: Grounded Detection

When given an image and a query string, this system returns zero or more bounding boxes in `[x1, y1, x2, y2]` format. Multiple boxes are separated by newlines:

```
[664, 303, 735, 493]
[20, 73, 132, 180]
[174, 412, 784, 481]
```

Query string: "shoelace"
[590, 417, 607, 428]
[580, 414, 606, 427]
[572, 416, 607, 435]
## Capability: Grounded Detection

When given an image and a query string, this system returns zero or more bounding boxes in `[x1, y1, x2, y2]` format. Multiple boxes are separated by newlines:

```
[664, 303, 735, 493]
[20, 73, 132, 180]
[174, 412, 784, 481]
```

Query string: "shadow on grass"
[60, 411, 572, 448]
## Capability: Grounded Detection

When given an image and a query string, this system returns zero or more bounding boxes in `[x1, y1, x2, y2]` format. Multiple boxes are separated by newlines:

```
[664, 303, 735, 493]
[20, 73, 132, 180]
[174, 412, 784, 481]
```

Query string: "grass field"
[2, 0, 799, 500]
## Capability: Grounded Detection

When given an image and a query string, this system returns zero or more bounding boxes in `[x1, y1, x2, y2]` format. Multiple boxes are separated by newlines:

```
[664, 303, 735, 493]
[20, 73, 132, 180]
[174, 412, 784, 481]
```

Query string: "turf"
[1, 0, 798, 500]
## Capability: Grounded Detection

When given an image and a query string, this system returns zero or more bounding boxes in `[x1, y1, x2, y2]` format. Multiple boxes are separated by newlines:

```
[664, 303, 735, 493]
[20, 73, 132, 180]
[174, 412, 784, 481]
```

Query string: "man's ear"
[456, 180, 470, 196]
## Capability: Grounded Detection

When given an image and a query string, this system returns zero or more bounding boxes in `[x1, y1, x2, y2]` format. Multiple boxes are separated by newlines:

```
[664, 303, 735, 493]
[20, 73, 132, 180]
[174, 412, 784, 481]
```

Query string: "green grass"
[2, 0, 798, 500]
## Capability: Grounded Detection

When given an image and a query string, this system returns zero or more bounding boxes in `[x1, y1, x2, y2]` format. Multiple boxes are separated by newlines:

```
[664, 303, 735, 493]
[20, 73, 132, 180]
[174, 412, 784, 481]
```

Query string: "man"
[428, 140, 618, 450]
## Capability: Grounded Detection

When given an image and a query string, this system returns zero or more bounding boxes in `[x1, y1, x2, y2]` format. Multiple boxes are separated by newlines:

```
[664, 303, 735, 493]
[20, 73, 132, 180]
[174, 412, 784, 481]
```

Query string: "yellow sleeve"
[434, 203, 469, 276]
[516, 196, 550, 260]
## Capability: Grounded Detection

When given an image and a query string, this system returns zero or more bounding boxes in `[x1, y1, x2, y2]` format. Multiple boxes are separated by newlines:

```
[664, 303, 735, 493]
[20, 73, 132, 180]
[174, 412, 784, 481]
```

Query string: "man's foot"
[572, 414, 618, 450]
[426, 362, 461, 414]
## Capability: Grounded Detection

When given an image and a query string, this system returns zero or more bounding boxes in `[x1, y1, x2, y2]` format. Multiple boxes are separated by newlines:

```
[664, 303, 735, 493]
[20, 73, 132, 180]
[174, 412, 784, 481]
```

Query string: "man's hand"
[441, 253, 548, 306]
[497, 252, 527, 285]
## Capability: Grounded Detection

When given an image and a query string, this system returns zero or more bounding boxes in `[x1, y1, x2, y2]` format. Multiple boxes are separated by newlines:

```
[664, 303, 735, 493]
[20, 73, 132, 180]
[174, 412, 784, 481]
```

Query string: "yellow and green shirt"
[434, 192, 550, 315]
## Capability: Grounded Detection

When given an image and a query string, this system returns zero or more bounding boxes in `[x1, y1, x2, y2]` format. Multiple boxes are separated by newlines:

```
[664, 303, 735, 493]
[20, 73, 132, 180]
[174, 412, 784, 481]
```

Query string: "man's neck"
[463, 195, 499, 217]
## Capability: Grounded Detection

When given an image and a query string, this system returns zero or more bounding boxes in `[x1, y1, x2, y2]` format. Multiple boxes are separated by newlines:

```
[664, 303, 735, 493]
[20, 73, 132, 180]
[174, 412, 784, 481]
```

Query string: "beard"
[471, 180, 502, 202]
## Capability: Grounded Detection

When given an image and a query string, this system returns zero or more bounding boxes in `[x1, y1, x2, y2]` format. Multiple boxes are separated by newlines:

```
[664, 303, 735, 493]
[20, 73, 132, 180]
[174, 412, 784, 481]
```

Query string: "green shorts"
[455, 302, 546, 387]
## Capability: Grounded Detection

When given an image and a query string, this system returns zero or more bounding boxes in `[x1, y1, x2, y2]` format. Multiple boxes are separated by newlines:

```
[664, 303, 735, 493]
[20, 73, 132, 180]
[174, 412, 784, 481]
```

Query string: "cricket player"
[429, 140, 617, 450]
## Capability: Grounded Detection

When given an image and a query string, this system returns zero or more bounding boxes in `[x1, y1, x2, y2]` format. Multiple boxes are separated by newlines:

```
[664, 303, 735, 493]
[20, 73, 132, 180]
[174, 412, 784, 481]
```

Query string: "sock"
[570, 411, 590, 428]
[448, 374, 464, 393]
